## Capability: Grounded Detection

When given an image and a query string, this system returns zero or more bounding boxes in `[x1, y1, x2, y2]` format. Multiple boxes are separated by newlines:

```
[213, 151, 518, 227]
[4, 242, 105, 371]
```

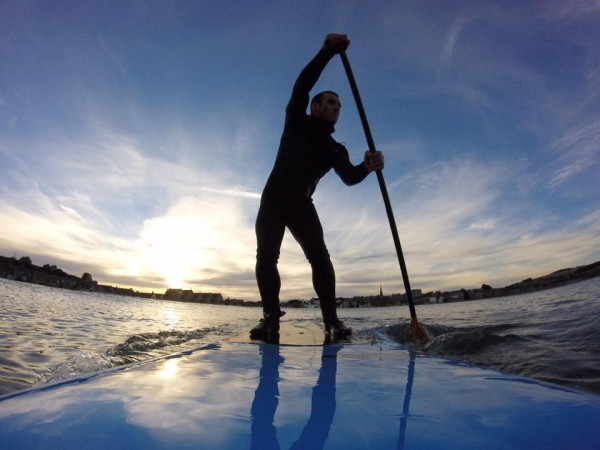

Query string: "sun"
[127, 259, 142, 276]
[148, 244, 194, 288]
[139, 214, 214, 289]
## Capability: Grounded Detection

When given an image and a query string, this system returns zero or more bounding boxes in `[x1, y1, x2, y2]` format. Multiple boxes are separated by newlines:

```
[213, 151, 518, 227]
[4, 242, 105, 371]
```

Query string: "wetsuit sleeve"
[333, 143, 370, 186]
[285, 49, 335, 120]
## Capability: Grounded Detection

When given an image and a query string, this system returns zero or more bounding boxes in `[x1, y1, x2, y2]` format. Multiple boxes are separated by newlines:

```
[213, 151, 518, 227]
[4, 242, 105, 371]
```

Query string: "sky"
[1, 0, 599, 300]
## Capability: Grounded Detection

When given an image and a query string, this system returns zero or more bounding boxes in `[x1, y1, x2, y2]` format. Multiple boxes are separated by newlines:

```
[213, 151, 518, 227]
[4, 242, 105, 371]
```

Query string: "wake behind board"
[230, 319, 369, 346]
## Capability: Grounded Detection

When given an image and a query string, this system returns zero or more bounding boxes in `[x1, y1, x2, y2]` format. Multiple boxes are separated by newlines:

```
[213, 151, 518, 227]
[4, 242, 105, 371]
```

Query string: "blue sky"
[1, 1, 598, 300]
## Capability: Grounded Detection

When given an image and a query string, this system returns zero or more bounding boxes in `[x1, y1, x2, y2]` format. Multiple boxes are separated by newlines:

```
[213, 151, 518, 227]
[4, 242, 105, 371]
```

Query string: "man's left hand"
[364, 150, 384, 172]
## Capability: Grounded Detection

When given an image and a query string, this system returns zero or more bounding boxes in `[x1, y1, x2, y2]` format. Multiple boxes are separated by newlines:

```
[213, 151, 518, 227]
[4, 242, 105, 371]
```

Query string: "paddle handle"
[339, 51, 418, 319]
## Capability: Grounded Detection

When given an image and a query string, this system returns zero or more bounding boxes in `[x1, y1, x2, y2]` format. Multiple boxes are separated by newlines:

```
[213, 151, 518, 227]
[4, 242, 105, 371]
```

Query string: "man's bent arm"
[333, 146, 369, 186]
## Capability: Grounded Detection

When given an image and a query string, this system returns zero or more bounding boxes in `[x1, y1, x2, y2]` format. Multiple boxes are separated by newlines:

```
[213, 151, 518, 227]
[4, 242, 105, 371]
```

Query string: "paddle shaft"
[339, 51, 418, 319]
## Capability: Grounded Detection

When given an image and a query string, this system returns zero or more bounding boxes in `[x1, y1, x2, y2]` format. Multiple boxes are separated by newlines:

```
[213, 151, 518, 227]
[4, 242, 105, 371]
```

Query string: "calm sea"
[1, 276, 599, 396]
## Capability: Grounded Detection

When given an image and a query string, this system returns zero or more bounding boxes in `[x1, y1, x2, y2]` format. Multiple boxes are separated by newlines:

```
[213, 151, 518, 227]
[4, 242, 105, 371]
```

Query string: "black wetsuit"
[255, 48, 369, 321]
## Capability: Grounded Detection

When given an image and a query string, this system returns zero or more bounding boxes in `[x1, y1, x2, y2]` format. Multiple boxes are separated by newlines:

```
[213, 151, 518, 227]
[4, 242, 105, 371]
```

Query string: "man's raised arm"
[285, 34, 350, 119]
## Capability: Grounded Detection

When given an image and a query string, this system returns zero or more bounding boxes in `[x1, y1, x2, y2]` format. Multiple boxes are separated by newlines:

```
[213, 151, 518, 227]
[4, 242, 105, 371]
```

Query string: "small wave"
[35, 351, 115, 386]
[35, 326, 231, 388]
[383, 321, 527, 355]
[377, 319, 600, 394]
[424, 329, 527, 357]
[106, 328, 219, 362]
[380, 321, 574, 386]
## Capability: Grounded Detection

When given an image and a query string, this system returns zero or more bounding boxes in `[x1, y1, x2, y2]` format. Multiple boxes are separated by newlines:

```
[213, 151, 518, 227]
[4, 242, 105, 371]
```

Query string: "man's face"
[311, 93, 341, 125]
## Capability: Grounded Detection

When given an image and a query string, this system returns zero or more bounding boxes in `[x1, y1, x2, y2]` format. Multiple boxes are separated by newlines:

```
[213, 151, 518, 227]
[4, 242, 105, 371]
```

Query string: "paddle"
[339, 50, 429, 343]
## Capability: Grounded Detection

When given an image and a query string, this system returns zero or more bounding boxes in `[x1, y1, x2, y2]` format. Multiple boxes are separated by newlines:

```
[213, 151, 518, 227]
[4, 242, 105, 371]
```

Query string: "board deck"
[1, 341, 599, 449]
[230, 319, 368, 346]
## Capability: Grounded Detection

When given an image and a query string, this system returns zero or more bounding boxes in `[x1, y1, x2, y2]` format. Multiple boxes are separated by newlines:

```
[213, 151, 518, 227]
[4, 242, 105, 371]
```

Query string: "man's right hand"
[364, 150, 384, 173]
[322, 33, 350, 54]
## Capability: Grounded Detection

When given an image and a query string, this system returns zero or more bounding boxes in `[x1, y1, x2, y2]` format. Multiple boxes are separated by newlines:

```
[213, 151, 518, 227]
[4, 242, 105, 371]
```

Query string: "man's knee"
[306, 246, 331, 267]
[256, 247, 280, 267]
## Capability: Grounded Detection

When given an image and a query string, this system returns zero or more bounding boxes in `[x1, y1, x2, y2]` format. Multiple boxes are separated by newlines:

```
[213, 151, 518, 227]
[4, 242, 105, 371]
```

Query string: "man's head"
[311, 91, 341, 125]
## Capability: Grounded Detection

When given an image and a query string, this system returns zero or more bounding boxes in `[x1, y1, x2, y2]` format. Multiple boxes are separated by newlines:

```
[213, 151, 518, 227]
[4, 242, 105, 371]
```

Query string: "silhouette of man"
[252, 33, 384, 339]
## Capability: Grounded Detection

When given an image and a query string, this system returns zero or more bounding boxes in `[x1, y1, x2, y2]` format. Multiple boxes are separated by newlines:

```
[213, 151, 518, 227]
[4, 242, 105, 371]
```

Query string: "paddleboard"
[231, 319, 368, 346]
[1, 338, 599, 449]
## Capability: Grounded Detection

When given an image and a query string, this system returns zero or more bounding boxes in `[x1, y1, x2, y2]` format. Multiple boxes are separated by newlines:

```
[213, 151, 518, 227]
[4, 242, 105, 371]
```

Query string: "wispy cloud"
[438, 15, 469, 79]
[541, 0, 600, 22]
[547, 120, 600, 191]
[305, 156, 599, 296]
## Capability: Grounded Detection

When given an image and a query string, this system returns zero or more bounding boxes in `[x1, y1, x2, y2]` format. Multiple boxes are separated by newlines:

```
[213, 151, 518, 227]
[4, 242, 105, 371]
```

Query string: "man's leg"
[255, 199, 285, 319]
[286, 200, 338, 324]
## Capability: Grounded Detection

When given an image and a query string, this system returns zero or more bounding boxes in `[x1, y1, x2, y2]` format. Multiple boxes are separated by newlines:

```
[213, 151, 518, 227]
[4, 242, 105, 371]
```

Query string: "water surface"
[1, 277, 599, 396]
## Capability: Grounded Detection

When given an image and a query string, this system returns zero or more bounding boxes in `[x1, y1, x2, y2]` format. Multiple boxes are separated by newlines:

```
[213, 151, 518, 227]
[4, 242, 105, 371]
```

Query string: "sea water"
[1, 276, 599, 396]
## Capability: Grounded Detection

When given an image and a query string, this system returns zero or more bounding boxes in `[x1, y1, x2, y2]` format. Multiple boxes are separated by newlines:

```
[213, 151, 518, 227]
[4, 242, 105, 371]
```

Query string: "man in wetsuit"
[251, 33, 384, 339]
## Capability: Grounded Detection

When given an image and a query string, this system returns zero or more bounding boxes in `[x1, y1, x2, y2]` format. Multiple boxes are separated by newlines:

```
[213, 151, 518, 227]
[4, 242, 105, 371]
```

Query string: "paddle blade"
[410, 317, 429, 343]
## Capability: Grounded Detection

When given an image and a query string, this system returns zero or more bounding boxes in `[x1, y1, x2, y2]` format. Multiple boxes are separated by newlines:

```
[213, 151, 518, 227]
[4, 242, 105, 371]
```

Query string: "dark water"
[1, 277, 599, 396]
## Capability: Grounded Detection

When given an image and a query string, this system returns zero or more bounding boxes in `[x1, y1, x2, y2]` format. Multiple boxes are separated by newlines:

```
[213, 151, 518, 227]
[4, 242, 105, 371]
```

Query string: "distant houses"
[162, 288, 252, 306]
[335, 289, 423, 308]
[3, 254, 599, 307]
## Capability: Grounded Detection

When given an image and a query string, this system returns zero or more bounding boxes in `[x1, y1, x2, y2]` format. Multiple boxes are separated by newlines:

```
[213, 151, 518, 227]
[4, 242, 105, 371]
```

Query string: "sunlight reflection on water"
[158, 358, 179, 379]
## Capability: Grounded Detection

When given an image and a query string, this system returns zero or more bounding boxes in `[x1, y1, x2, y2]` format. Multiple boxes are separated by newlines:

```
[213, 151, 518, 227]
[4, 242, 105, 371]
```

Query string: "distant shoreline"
[0, 255, 155, 298]
[1, 254, 599, 307]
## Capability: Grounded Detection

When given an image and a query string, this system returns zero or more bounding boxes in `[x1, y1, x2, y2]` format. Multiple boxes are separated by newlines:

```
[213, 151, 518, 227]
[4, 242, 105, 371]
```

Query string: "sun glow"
[122, 195, 254, 292]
